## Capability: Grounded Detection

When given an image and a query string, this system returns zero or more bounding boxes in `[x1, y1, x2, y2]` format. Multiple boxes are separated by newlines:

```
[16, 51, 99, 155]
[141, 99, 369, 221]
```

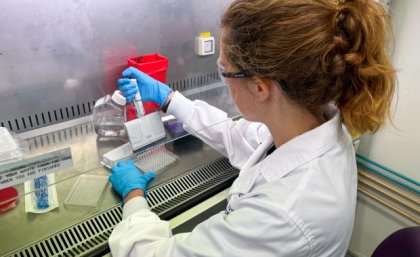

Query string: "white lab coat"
[109, 91, 357, 257]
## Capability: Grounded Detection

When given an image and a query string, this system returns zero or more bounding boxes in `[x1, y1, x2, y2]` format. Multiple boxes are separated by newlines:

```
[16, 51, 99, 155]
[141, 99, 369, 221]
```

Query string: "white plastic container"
[93, 90, 127, 138]
[0, 127, 23, 165]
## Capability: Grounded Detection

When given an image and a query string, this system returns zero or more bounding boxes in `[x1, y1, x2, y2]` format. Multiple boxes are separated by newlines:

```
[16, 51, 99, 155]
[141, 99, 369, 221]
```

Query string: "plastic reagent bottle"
[93, 90, 127, 138]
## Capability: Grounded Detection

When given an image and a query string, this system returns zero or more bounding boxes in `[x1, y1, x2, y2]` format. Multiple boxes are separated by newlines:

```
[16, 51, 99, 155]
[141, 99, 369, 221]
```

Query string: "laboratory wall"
[0, 0, 230, 133]
[358, 0, 420, 183]
[350, 0, 420, 256]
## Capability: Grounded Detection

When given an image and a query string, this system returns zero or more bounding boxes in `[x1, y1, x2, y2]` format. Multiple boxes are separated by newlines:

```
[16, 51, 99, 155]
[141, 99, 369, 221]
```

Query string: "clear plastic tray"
[64, 175, 108, 208]
[102, 142, 133, 168]
[102, 143, 179, 174]
[133, 145, 179, 174]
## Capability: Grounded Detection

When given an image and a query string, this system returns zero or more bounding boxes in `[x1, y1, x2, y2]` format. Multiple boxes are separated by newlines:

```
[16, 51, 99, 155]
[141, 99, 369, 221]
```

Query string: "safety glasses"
[217, 59, 289, 91]
[217, 58, 253, 85]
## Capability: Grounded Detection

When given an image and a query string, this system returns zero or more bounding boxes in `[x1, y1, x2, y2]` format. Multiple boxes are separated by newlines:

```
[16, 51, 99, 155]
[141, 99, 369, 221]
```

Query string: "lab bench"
[0, 84, 240, 257]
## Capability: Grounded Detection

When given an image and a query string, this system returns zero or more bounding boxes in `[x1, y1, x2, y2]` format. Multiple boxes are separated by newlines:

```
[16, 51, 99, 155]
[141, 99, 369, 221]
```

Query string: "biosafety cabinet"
[1, 1, 416, 257]
[0, 1, 239, 256]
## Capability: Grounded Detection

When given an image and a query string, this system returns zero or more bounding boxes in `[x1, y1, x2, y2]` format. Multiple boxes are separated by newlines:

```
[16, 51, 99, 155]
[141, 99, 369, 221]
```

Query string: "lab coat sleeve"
[108, 196, 312, 257]
[167, 91, 269, 168]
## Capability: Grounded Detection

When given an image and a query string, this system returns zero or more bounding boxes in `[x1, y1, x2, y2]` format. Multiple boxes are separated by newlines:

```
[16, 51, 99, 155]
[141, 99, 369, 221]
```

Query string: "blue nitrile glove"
[109, 160, 155, 199]
[118, 67, 173, 106]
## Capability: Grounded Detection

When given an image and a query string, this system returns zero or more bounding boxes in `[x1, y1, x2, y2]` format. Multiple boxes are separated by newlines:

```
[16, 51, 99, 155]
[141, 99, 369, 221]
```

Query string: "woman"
[109, 0, 395, 256]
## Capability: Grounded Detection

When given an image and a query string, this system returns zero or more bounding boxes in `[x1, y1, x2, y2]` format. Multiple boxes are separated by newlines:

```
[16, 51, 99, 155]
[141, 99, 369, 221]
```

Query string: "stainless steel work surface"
[0, 120, 226, 256]
[0, 84, 239, 256]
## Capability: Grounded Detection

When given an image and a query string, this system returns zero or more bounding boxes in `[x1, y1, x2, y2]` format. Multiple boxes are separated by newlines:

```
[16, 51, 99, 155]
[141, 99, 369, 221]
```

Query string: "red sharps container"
[126, 54, 169, 120]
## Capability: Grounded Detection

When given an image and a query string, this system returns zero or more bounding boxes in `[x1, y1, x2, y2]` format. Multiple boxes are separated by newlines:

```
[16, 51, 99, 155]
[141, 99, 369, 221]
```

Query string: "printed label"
[0, 148, 73, 189]
[199, 32, 211, 38]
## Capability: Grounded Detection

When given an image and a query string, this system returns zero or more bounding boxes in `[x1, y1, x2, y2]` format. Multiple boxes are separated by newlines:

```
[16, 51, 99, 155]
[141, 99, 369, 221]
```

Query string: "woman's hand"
[109, 160, 155, 200]
[118, 67, 173, 106]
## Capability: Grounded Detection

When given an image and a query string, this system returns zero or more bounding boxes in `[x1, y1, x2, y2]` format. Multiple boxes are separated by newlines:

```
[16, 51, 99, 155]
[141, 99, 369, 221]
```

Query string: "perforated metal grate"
[6, 157, 237, 257]
[0, 101, 96, 133]
[0, 74, 220, 134]
[168, 72, 219, 92]
[25, 122, 95, 151]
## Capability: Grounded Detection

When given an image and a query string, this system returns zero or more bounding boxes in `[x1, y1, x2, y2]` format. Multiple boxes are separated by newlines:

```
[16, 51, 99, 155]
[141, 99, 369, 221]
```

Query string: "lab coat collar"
[229, 108, 342, 197]
[260, 108, 342, 182]
[229, 137, 273, 195]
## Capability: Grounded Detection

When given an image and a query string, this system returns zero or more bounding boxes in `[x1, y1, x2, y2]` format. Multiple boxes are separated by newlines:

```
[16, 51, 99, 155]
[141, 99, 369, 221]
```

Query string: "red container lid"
[0, 187, 19, 213]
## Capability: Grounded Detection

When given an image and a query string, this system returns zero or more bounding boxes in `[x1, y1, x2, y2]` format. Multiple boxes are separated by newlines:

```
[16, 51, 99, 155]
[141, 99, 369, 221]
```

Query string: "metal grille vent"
[0, 101, 95, 133]
[25, 123, 95, 151]
[147, 157, 236, 216]
[0, 73, 221, 133]
[7, 157, 237, 257]
[168, 72, 219, 92]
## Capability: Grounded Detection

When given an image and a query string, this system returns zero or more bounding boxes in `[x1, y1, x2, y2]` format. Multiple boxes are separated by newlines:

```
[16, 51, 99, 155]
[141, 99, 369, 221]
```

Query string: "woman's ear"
[250, 77, 273, 102]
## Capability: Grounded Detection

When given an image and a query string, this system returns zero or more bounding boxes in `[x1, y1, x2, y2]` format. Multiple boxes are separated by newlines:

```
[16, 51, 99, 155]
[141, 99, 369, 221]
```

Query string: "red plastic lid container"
[126, 53, 169, 120]
[0, 187, 19, 213]
[127, 54, 169, 83]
